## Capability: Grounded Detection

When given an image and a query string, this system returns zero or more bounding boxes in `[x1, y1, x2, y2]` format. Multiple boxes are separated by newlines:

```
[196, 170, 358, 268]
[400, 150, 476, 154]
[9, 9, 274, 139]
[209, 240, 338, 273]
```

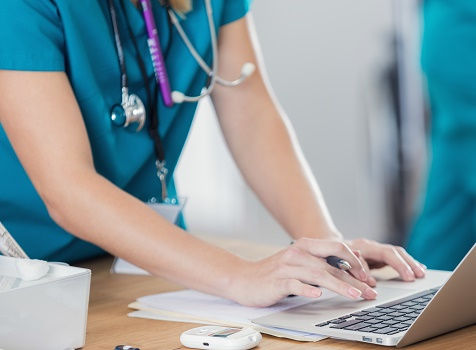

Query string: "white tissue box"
[0, 257, 91, 350]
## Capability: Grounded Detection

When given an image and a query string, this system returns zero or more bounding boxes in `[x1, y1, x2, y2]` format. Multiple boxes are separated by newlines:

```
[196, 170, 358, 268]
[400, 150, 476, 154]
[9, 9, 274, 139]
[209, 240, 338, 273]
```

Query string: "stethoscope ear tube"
[108, 0, 257, 127]
[168, 0, 256, 103]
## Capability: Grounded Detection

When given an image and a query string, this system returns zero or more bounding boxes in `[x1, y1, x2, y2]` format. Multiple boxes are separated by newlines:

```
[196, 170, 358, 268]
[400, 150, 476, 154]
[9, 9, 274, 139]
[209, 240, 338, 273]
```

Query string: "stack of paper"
[128, 289, 327, 342]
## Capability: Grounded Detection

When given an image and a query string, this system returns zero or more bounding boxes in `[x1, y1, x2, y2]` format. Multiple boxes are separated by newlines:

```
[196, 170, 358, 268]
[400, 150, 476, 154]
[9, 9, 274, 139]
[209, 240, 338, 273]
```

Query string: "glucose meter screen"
[210, 328, 241, 338]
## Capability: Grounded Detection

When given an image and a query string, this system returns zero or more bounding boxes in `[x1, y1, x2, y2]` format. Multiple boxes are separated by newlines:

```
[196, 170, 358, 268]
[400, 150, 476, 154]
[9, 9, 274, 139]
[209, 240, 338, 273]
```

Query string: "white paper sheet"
[131, 289, 330, 341]
[128, 309, 326, 342]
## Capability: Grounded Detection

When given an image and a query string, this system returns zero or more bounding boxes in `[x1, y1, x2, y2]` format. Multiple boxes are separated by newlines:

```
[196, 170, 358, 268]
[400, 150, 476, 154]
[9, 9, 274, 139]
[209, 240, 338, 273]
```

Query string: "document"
[129, 289, 329, 341]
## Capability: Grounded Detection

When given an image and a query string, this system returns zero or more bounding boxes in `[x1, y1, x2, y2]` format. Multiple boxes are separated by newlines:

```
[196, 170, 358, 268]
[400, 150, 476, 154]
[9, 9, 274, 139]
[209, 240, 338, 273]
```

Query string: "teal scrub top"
[407, 1, 476, 270]
[0, 0, 251, 262]
[421, 0, 476, 93]
[420, 0, 476, 194]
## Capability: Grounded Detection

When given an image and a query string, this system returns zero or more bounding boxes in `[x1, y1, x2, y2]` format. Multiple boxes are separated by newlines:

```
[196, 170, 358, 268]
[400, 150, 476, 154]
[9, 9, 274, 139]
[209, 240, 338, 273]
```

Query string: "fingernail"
[416, 266, 426, 277]
[364, 287, 378, 299]
[313, 289, 322, 298]
[348, 287, 362, 299]
[369, 276, 377, 286]
[359, 271, 368, 281]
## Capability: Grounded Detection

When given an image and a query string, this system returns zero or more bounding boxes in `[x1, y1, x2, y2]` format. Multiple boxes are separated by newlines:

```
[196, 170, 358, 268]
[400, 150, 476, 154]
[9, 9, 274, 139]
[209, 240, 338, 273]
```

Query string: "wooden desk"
[79, 238, 475, 350]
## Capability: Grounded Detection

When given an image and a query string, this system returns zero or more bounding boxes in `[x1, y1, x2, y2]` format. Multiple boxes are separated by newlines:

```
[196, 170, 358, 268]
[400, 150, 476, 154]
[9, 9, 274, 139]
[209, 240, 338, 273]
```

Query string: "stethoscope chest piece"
[111, 90, 146, 132]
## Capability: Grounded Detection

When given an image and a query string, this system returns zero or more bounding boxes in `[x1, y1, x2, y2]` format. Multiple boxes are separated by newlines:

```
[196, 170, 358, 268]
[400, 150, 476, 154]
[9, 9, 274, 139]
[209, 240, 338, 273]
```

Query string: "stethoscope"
[108, 0, 255, 202]
[109, 0, 256, 133]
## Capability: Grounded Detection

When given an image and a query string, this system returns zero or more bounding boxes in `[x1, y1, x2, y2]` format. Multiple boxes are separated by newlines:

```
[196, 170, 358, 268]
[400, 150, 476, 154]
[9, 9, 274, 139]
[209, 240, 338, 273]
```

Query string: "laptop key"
[373, 323, 389, 329]
[330, 319, 362, 329]
[365, 319, 384, 325]
[368, 312, 385, 317]
[359, 327, 378, 333]
[329, 319, 345, 324]
[390, 304, 406, 310]
[374, 327, 399, 334]
[378, 308, 396, 314]
[394, 316, 410, 322]
[401, 301, 417, 307]
[388, 329, 403, 335]
[376, 315, 393, 321]
[344, 322, 369, 331]
[388, 311, 405, 317]
[408, 312, 420, 319]
[382, 320, 399, 325]
[413, 297, 428, 303]
[393, 323, 410, 329]
[400, 308, 414, 314]
[339, 314, 353, 320]
[315, 322, 330, 327]
[411, 305, 425, 310]
[356, 315, 373, 321]
[351, 311, 369, 317]
[363, 307, 381, 313]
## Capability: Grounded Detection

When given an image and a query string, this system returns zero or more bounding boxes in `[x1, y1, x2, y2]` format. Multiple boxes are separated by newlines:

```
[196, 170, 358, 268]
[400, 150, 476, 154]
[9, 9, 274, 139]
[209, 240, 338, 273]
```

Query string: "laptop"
[253, 243, 476, 347]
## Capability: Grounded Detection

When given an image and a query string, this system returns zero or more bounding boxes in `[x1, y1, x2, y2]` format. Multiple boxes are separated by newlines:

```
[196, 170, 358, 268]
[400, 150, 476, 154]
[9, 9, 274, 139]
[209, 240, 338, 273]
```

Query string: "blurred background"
[176, 0, 428, 246]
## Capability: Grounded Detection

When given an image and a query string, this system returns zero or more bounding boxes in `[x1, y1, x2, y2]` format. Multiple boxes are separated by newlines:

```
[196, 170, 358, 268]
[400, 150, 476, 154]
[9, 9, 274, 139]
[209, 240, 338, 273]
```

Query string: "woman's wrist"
[224, 259, 256, 304]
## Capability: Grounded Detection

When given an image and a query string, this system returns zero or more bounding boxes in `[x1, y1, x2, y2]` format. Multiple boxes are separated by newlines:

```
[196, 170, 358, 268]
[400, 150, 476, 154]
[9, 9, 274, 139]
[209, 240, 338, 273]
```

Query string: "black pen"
[326, 255, 352, 271]
[289, 242, 351, 271]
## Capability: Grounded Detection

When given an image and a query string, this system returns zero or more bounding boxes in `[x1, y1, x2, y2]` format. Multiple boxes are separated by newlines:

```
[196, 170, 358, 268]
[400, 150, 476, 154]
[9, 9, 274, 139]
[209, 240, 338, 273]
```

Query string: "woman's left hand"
[345, 239, 427, 287]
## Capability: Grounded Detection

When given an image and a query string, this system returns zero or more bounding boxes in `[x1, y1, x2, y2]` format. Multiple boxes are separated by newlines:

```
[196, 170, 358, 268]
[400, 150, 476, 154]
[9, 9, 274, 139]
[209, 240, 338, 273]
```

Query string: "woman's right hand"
[230, 238, 378, 307]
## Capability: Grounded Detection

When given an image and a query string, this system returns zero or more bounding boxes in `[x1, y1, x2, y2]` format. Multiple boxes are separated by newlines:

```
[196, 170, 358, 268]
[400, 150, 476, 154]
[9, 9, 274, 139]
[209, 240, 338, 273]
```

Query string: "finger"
[314, 271, 364, 300]
[295, 239, 368, 282]
[282, 260, 364, 300]
[395, 247, 426, 278]
[278, 258, 364, 299]
[380, 245, 416, 281]
[350, 239, 416, 282]
[328, 266, 378, 299]
[279, 279, 322, 299]
[354, 250, 376, 287]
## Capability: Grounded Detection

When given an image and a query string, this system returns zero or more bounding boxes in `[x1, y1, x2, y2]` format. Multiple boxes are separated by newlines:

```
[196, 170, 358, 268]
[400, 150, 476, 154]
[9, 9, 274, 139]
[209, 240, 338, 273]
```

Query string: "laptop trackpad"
[253, 287, 417, 333]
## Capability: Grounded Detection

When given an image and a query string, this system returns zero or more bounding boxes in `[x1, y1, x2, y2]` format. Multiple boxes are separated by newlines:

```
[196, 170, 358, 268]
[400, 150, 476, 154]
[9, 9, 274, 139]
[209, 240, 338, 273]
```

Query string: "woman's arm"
[0, 70, 372, 307]
[0, 70, 245, 296]
[211, 16, 339, 241]
[211, 16, 426, 283]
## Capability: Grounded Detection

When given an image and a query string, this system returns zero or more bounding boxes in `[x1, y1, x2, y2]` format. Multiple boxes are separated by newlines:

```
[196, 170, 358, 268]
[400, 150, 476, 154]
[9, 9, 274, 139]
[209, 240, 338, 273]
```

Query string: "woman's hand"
[347, 239, 427, 287]
[230, 238, 378, 307]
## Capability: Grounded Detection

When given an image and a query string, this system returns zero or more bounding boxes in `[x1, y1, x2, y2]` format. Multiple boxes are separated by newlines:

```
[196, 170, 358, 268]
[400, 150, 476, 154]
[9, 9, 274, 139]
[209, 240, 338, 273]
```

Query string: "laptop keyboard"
[315, 287, 440, 336]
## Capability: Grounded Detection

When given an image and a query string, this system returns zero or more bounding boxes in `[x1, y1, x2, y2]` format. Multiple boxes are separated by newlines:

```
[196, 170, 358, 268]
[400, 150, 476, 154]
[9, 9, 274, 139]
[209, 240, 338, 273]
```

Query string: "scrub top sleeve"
[220, 0, 253, 26]
[0, 0, 65, 71]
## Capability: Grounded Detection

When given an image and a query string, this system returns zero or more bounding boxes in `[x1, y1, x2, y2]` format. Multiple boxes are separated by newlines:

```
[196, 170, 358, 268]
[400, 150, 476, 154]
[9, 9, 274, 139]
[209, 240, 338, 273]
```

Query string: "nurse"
[0, 0, 425, 307]
[407, 0, 476, 270]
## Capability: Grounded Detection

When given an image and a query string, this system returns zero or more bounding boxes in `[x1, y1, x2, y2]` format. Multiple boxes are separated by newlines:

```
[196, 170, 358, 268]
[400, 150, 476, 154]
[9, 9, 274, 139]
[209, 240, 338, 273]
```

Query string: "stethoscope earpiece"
[241, 63, 256, 77]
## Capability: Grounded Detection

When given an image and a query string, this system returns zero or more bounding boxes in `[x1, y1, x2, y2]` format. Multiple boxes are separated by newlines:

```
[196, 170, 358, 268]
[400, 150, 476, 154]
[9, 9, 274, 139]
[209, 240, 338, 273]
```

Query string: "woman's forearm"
[221, 102, 340, 240]
[212, 17, 340, 241]
[45, 169, 244, 298]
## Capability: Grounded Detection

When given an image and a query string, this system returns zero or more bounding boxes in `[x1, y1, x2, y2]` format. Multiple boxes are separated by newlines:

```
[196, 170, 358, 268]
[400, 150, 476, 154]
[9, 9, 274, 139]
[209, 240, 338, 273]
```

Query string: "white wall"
[176, 0, 422, 244]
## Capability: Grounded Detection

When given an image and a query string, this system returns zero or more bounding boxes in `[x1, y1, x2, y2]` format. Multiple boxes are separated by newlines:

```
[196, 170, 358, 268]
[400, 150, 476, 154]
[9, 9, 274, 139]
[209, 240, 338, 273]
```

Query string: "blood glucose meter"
[180, 326, 262, 350]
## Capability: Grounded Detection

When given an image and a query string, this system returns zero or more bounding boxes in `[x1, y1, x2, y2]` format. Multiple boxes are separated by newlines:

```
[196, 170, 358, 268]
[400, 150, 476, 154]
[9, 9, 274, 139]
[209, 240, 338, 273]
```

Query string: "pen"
[326, 256, 351, 271]
[289, 242, 352, 271]
[0, 221, 29, 259]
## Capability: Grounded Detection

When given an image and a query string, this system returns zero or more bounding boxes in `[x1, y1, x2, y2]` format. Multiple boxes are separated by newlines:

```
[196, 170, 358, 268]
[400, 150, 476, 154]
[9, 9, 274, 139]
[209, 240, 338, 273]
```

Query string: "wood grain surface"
[79, 237, 476, 350]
